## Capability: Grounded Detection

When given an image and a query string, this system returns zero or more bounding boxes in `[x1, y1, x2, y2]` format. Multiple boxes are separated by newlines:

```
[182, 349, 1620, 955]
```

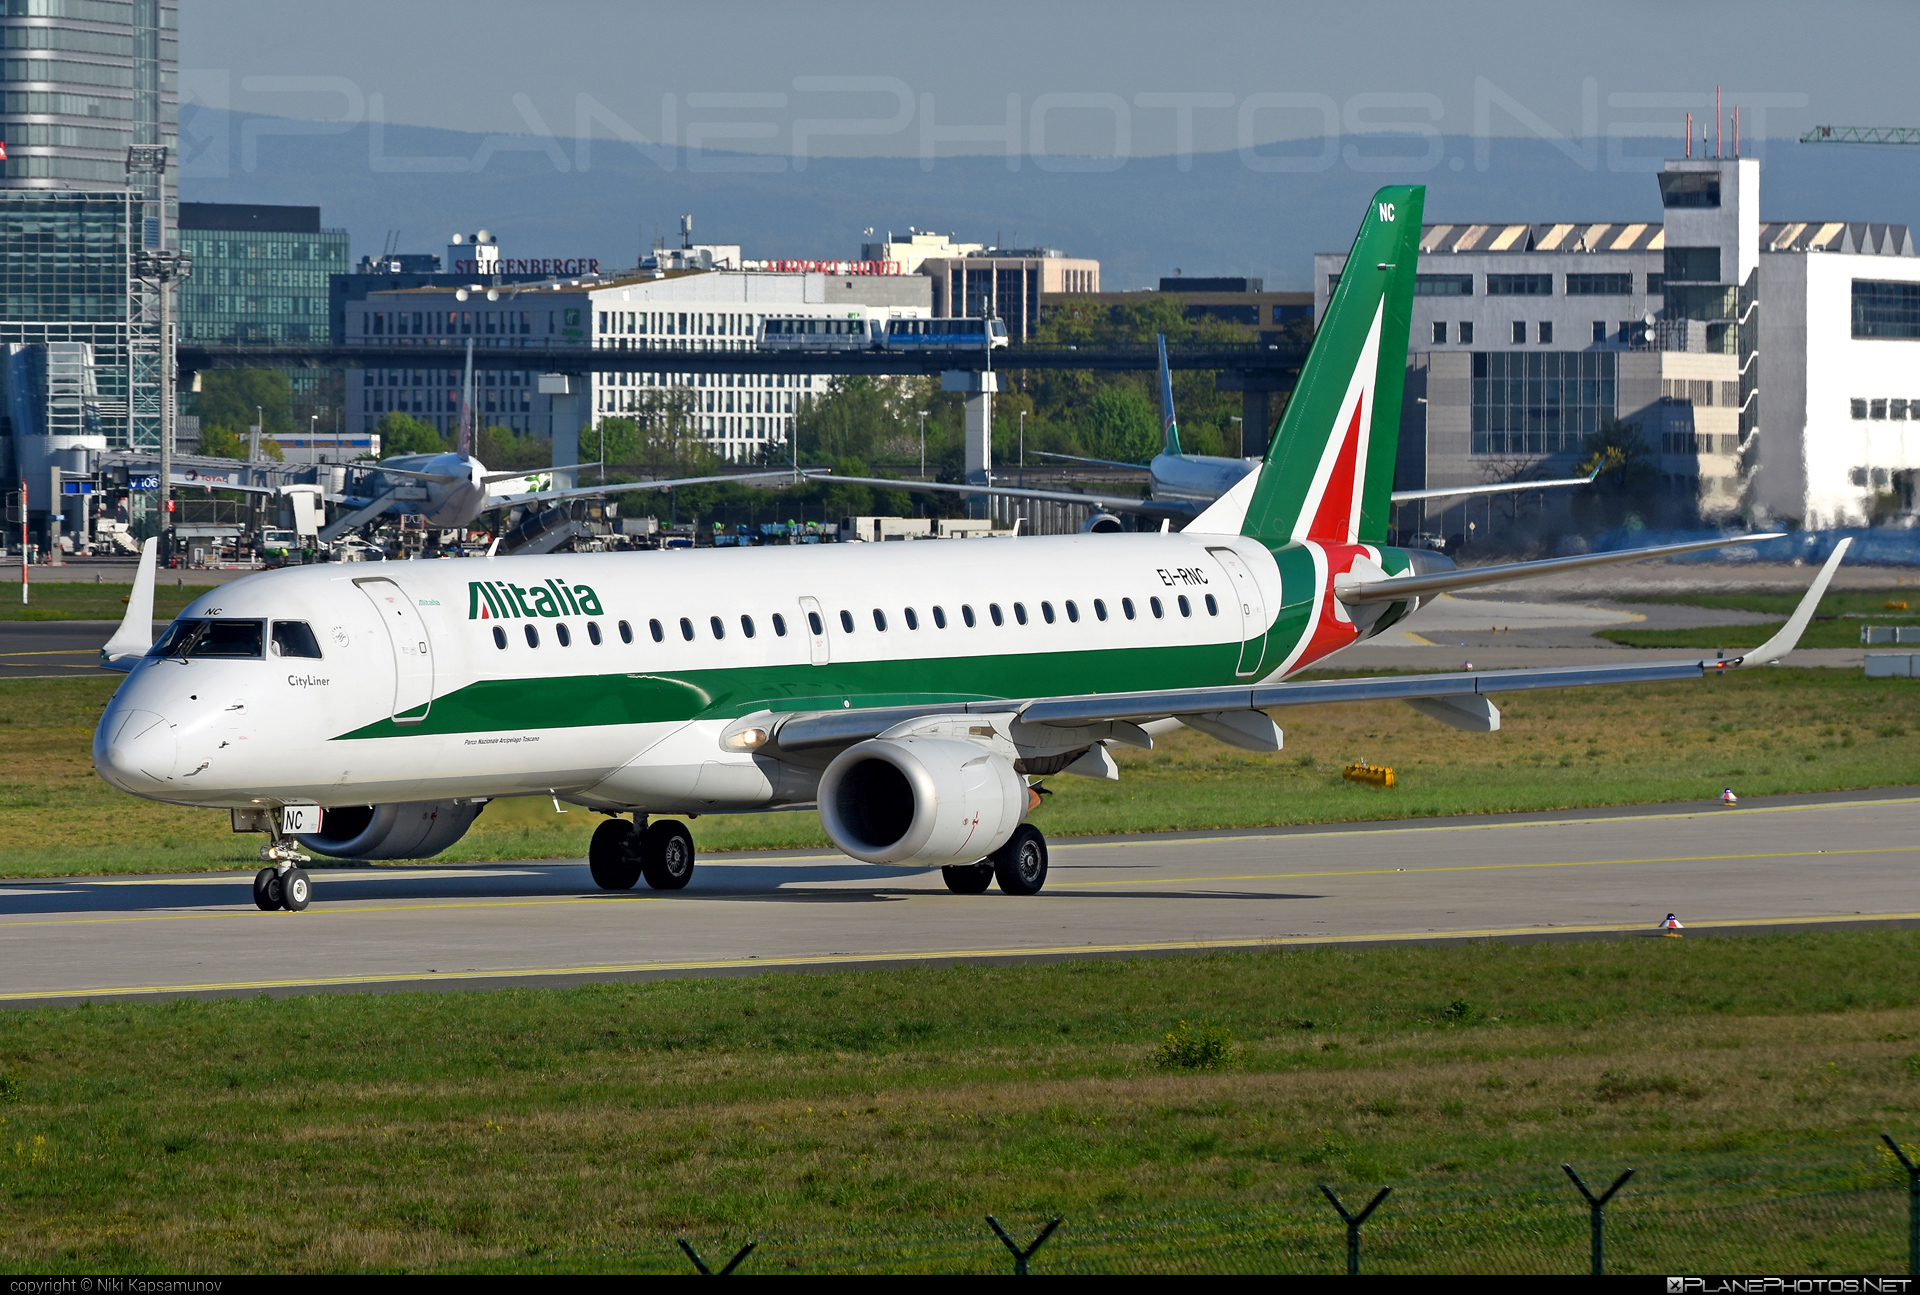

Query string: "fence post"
[1885, 1133, 1920, 1278]
[1319, 1184, 1392, 1275]
[676, 1237, 756, 1275]
[1562, 1164, 1634, 1276]
[987, 1215, 1062, 1275]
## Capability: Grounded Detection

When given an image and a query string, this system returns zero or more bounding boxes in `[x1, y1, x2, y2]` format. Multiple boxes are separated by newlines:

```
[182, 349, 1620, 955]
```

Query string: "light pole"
[1019, 409, 1026, 476]
[310, 413, 319, 460]
[1230, 416, 1243, 458]
[127, 146, 190, 561]
[918, 409, 929, 479]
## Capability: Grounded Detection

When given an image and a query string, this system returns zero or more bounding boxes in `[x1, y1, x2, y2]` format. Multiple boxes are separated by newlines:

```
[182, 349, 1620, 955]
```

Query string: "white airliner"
[94, 186, 1844, 915]
[831, 333, 1595, 529]
[322, 341, 795, 542]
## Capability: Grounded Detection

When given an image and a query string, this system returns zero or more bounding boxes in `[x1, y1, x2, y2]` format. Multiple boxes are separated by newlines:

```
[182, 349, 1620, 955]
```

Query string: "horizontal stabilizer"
[1389, 470, 1597, 505]
[1335, 533, 1784, 604]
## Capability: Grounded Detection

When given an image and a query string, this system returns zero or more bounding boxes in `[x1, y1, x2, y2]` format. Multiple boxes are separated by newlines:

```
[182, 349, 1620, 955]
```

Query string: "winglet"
[100, 536, 158, 670]
[1731, 537, 1850, 667]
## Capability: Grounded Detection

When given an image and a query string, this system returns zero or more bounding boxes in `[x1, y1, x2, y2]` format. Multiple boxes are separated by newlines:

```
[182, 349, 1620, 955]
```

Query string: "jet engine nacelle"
[817, 737, 1026, 865]
[1081, 512, 1125, 534]
[297, 800, 485, 860]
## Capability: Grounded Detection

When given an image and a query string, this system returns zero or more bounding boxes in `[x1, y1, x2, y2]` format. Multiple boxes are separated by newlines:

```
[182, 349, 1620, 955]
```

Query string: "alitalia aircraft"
[94, 186, 1846, 913]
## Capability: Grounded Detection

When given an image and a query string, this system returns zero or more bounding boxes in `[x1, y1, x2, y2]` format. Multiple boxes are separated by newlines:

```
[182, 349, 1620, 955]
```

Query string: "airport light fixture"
[127, 146, 191, 555]
[918, 410, 929, 479]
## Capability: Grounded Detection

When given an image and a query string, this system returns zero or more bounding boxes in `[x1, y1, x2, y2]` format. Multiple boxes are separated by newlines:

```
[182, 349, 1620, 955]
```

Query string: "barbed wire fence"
[621, 1133, 1920, 1275]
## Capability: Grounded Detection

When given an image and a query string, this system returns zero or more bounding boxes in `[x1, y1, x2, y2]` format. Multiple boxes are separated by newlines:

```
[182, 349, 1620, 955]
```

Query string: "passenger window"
[1178, 595, 1191, 617]
[772, 613, 788, 637]
[492, 626, 507, 650]
[1122, 598, 1136, 620]
[932, 606, 947, 628]
[618, 620, 633, 644]
[1065, 600, 1079, 623]
[962, 604, 977, 627]
[1205, 594, 1219, 616]
[650, 619, 664, 643]
[1014, 603, 1028, 625]
[1040, 601, 1055, 624]
[873, 608, 888, 631]
[270, 621, 323, 658]
[587, 621, 602, 645]
[1094, 599, 1108, 621]
[807, 611, 824, 636]
[1150, 597, 1164, 619]
[904, 607, 919, 630]
[990, 604, 1004, 626]
[556, 623, 573, 646]
[679, 617, 694, 641]
[839, 609, 855, 633]
[741, 615, 756, 638]
[524, 624, 540, 648]
[710, 615, 725, 640]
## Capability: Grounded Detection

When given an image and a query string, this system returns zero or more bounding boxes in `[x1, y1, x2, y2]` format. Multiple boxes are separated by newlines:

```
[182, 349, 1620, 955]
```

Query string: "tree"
[477, 425, 550, 472]
[375, 411, 447, 456]
[196, 370, 295, 443]
[1079, 387, 1160, 464]
[1572, 419, 1661, 533]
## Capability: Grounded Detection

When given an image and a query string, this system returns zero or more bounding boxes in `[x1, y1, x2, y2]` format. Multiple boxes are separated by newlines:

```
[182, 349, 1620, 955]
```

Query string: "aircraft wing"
[823, 474, 1196, 522]
[478, 462, 602, 487]
[1335, 533, 1784, 604]
[345, 462, 468, 485]
[1031, 450, 1151, 472]
[483, 469, 809, 511]
[1389, 470, 1598, 504]
[760, 540, 1848, 758]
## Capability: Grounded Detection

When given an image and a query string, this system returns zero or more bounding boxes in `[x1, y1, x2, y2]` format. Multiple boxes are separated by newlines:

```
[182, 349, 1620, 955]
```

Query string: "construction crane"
[1800, 126, 1920, 145]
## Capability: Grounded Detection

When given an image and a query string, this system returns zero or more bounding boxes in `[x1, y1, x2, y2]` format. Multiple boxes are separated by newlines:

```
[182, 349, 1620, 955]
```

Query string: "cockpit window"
[146, 618, 266, 660]
[270, 621, 323, 659]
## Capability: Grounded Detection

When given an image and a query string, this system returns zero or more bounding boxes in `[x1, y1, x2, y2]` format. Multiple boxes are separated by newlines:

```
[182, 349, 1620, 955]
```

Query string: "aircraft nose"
[95, 708, 178, 790]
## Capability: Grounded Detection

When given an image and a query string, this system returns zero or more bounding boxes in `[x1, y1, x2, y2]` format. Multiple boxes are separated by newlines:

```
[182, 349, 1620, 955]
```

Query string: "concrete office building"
[1316, 155, 1920, 534]
[921, 248, 1099, 341]
[345, 266, 932, 463]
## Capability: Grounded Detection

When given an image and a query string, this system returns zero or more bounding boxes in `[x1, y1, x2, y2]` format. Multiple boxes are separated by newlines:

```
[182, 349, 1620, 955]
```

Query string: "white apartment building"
[344, 267, 931, 462]
[1316, 156, 1919, 531]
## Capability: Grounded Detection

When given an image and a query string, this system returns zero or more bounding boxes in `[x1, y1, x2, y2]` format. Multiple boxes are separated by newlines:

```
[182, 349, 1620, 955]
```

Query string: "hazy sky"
[181, 0, 1915, 158]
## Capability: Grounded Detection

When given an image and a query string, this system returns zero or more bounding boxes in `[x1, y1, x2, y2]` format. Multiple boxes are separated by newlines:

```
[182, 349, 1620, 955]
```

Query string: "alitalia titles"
[469, 580, 605, 620]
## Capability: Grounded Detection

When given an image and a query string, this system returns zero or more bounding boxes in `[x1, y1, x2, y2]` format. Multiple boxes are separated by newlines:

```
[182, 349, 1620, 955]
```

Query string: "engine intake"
[817, 737, 1025, 865]
[298, 800, 484, 860]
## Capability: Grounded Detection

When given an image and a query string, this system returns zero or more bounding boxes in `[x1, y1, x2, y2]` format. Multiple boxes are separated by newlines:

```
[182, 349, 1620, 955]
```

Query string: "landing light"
[722, 727, 768, 751]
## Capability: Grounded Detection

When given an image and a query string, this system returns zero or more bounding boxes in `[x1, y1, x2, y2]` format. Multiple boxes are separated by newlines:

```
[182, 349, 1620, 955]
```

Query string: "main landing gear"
[253, 837, 312, 912]
[590, 816, 696, 892]
[942, 824, 1050, 896]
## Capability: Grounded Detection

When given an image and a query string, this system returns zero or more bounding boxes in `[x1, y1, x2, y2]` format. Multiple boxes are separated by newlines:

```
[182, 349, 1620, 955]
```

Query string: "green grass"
[1597, 618, 1920, 650]
[9, 667, 1920, 875]
[1632, 586, 1920, 618]
[0, 932, 1916, 1271]
[0, 580, 200, 622]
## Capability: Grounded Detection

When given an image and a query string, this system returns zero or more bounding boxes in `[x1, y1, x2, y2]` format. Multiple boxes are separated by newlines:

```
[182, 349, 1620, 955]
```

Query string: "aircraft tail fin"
[1232, 186, 1423, 546]
[1156, 333, 1181, 457]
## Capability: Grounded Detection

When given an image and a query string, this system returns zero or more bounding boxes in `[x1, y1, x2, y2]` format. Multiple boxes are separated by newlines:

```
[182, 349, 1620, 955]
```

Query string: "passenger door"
[355, 577, 434, 723]
[1208, 547, 1268, 677]
[797, 595, 830, 666]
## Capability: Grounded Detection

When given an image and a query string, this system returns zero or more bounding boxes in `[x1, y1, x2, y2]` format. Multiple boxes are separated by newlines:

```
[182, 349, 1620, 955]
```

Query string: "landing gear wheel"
[942, 864, 994, 894]
[281, 866, 311, 912]
[640, 820, 695, 891]
[588, 818, 642, 890]
[263, 870, 286, 909]
[991, 825, 1049, 896]
[253, 867, 281, 911]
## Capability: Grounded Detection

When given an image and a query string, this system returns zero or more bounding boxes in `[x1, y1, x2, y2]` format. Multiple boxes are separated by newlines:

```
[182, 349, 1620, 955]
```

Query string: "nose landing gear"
[253, 835, 312, 912]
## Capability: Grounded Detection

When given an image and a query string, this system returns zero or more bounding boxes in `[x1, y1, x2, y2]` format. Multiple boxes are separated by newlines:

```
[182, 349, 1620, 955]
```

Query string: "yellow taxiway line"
[3, 909, 1918, 1003]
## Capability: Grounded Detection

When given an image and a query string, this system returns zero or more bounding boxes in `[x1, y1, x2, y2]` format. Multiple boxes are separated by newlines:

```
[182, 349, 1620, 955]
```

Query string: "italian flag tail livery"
[1239, 185, 1424, 548]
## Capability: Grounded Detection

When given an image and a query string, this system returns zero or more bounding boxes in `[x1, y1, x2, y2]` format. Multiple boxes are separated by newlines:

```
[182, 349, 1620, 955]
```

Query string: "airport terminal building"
[344, 266, 931, 463]
[1316, 156, 1920, 534]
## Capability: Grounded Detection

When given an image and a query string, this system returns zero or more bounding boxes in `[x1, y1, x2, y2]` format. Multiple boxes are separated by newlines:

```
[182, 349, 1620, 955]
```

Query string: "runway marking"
[0, 649, 101, 657]
[4, 909, 1918, 1003]
[76, 869, 549, 887]
[1047, 844, 1920, 888]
